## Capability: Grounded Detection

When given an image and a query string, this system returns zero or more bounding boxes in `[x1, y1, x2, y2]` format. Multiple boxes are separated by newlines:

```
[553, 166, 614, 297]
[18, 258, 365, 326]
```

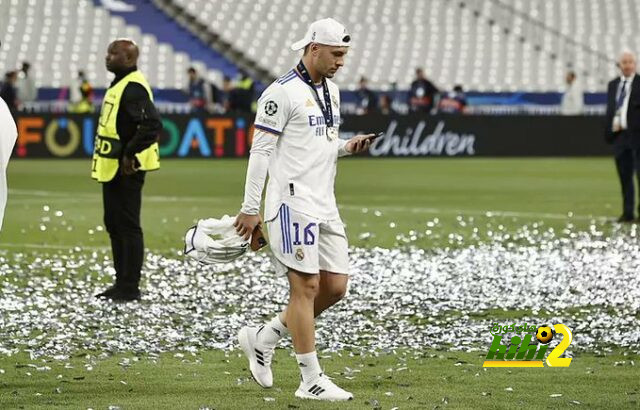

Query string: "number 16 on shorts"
[267, 204, 350, 275]
[292, 221, 316, 247]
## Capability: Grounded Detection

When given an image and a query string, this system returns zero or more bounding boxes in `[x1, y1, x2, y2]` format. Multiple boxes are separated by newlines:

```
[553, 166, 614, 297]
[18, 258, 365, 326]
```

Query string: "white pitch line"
[8, 189, 227, 203]
[0, 243, 110, 250]
[9, 189, 609, 221]
[338, 204, 609, 221]
[9, 198, 100, 204]
[8, 189, 75, 196]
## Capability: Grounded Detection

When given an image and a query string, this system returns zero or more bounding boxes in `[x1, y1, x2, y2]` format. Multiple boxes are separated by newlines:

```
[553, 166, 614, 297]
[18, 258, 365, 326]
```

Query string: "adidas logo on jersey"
[306, 99, 315, 107]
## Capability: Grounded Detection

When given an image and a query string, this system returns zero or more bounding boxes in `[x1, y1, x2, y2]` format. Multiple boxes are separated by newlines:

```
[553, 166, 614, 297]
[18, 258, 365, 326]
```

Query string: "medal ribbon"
[296, 60, 333, 128]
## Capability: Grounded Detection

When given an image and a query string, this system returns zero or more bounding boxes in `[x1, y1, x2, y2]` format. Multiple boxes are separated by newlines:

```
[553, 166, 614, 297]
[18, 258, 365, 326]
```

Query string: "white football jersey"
[254, 68, 345, 221]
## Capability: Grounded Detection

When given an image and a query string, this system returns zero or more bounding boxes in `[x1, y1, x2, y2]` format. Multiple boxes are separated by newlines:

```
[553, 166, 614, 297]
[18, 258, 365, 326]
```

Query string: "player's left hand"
[346, 133, 375, 154]
[121, 156, 138, 175]
[234, 212, 262, 241]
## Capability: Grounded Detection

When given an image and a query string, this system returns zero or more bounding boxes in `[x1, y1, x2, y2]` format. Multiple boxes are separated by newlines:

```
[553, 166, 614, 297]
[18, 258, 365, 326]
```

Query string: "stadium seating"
[0, 0, 633, 93]
[477, 0, 636, 89]
[0, 0, 229, 89]
[162, 0, 627, 92]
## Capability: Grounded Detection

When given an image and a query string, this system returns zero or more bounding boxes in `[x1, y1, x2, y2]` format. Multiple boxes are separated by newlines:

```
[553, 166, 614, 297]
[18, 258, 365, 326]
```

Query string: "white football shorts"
[266, 204, 349, 275]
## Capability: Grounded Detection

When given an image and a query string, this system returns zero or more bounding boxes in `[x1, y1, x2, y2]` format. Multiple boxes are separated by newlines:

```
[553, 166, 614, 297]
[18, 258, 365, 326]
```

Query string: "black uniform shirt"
[109, 66, 162, 158]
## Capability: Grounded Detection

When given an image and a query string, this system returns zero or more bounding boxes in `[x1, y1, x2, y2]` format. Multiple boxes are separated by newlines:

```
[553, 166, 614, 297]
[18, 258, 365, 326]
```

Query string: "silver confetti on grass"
[0, 222, 639, 361]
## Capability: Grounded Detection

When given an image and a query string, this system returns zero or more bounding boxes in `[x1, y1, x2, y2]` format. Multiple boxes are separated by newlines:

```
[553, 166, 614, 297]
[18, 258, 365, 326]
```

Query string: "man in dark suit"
[605, 51, 640, 222]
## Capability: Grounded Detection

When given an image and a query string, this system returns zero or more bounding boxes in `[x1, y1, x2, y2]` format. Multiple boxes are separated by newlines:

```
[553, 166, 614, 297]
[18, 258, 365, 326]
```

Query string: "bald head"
[105, 39, 139, 73]
[618, 50, 636, 78]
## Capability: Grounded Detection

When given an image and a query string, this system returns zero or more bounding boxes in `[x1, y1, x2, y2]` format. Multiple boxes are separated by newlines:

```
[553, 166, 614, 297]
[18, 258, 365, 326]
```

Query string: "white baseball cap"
[290, 18, 351, 51]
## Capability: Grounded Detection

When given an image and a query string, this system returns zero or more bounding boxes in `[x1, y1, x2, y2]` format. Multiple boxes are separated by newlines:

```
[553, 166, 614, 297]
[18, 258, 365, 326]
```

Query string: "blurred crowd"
[0, 61, 95, 114]
[0, 62, 588, 116]
[185, 67, 255, 114]
[0, 62, 36, 112]
[353, 66, 587, 116]
[356, 67, 468, 115]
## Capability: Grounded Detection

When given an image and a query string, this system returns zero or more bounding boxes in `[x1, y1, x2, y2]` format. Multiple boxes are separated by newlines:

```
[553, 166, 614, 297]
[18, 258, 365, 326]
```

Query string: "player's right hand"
[346, 134, 375, 154]
[234, 212, 262, 241]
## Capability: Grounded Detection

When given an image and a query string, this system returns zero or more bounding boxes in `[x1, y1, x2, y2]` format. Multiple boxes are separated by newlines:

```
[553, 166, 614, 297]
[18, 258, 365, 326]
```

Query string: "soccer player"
[234, 18, 374, 401]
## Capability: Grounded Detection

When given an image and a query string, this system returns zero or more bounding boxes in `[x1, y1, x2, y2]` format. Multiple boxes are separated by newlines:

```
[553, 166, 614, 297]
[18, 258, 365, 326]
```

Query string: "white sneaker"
[295, 373, 354, 401]
[238, 326, 274, 388]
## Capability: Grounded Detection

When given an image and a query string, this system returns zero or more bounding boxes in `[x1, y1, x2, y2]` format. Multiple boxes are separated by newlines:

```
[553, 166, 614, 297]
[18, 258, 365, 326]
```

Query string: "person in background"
[235, 71, 255, 113]
[224, 75, 252, 114]
[437, 85, 467, 114]
[409, 67, 438, 113]
[0, 71, 18, 112]
[186, 67, 213, 114]
[236, 70, 254, 95]
[16, 61, 37, 104]
[93, 39, 162, 301]
[604, 50, 640, 222]
[560, 71, 584, 115]
[356, 76, 377, 114]
[378, 94, 396, 115]
[69, 70, 95, 113]
[209, 78, 222, 111]
[222, 75, 236, 112]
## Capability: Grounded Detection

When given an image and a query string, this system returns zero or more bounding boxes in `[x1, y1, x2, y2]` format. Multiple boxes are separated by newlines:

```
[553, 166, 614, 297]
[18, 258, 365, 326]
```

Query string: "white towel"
[184, 215, 249, 264]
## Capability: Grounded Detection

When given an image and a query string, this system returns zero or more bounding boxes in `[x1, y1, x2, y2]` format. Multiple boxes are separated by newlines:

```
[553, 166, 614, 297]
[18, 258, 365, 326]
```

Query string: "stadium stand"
[0, 0, 630, 96]
[0, 0, 236, 89]
[157, 0, 623, 92]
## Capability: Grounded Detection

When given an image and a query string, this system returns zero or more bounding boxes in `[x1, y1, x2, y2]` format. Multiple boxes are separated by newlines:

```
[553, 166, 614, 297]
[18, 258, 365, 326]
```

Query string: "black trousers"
[613, 131, 640, 218]
[102, 171, 146, 291]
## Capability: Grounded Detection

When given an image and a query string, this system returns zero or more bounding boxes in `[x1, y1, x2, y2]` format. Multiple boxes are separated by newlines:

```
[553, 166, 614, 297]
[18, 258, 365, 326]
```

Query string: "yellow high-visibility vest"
[237, 77, 253, 90]
[91, 70, 160, 182]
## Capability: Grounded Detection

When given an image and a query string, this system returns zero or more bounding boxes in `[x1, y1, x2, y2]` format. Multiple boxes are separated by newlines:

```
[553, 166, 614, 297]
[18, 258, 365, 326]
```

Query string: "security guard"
[93, 39, 161, 301]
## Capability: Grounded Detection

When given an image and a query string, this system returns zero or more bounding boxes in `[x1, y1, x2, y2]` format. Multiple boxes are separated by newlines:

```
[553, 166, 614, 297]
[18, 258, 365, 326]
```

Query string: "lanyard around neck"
[296, 61, 333, 128]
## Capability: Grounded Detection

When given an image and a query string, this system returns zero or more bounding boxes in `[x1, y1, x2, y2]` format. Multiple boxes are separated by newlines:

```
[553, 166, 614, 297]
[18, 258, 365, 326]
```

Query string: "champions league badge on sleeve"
[264, 100, 278, 116]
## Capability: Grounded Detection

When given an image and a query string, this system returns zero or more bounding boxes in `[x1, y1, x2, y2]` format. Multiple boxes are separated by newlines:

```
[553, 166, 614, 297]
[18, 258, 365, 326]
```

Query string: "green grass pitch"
[1, 158, 639, 409]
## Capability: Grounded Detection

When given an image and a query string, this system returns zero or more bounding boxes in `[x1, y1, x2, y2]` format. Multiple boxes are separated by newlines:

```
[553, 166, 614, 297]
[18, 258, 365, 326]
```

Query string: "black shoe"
[617, 215, 634, 223]
[96, 286, 140, 301]
[95, 285, 120, 298]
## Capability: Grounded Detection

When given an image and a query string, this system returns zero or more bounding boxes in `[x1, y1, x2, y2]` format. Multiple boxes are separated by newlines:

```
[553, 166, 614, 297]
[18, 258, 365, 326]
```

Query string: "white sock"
[296, 351, 322, 383]
[256, 313, 288, 346]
